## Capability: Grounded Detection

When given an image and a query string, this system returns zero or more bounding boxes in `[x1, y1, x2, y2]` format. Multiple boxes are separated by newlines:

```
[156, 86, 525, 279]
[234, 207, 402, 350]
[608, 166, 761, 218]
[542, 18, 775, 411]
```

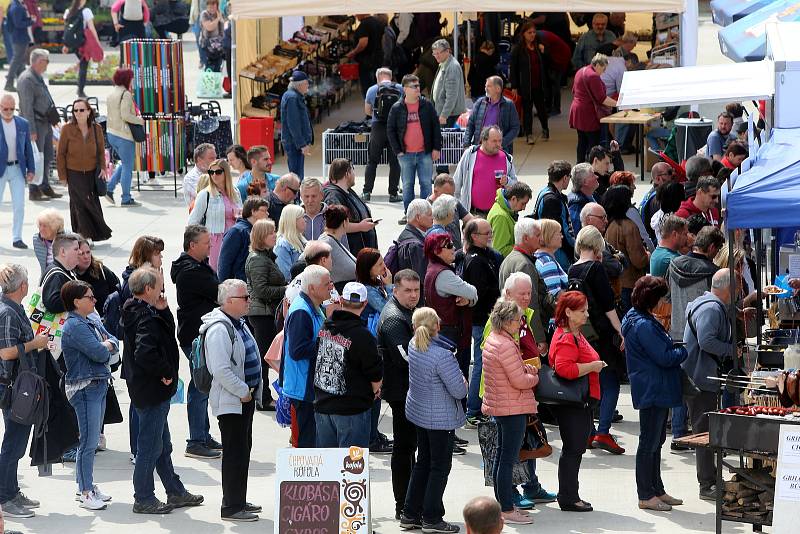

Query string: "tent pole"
[232, 18, 238, 143]
[467, 20, 471, 63]
[453, 12, 459, 59]
[755, 228, 763, 345]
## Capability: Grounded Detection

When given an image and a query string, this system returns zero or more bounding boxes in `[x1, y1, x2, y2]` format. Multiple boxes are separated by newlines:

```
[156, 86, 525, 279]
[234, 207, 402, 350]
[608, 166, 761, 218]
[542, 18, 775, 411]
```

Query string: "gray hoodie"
[681, 292, 733, 392]
[667, 252, 719, 340]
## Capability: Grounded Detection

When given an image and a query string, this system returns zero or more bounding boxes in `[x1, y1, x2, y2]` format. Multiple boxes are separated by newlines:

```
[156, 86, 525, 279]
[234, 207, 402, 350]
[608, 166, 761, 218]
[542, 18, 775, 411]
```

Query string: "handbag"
[118, 91, 147, 142]
[103, 381, 123, 424]
[31, 141, 44, 185]
[519, 415, 552, 461]
[535, 333, 591, 407]
[196, 69, 225, 99]
[24, 268, 70, 358]
[92, 125, 107, 196]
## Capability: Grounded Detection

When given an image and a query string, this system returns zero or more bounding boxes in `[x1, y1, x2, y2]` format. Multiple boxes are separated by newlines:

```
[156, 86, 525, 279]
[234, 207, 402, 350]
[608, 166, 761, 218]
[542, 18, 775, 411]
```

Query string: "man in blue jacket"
[463, 76, 520, 155]
[0, 94, 35, 249]
[280, 264, 331, 448]
[216, 197, 269, 282]
[279, 71, 313, 180]
[4, 0, 31, 92]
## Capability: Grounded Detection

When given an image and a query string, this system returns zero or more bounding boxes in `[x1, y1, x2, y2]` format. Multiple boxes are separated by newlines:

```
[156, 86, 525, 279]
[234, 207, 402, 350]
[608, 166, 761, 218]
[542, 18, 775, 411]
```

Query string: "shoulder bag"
[119, 91, 146, 142]
[24, 268, 71, 358]
[92, 125, 107, 196]
[536, 332, 590, 407]
[519, 415, 552, 460]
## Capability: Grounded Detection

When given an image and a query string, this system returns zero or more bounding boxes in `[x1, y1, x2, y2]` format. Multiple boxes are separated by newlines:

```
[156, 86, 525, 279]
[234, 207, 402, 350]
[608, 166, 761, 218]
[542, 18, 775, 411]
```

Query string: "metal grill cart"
[321, 129, 465, 177]
[677, 411, 800, 533]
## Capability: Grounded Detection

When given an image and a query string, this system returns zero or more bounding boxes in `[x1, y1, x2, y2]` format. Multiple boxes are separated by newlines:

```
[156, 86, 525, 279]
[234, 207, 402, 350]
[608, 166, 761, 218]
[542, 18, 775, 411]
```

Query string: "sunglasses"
[287, 186, 299, 195]
[230, 295, 250, 301]
[442, 242, 455, 250]
[73, 109, 89, 113]
[208, 168, 225, 175]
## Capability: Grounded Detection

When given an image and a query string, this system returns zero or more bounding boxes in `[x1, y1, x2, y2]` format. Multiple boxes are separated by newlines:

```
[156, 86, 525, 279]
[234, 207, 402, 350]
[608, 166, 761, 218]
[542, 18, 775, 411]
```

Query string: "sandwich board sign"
[276, 447, 370, 534]
[773, 425, 800, 532]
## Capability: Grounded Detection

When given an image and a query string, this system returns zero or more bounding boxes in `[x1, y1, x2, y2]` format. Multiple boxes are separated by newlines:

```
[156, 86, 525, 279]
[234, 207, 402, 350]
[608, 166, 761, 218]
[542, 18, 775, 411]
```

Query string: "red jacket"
[537, 30, 571, 73]
[550, 327, 601, 400]
[481, 330, 538, 416]
[675, 198, 721, 227]
[569, 65, 608, 132]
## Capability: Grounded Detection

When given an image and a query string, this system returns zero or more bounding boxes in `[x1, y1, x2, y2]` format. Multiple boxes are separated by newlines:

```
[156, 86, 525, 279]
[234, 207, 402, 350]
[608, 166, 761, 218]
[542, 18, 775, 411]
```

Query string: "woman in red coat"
[549, 290, 605, 512]
[569, 54, 617, 164]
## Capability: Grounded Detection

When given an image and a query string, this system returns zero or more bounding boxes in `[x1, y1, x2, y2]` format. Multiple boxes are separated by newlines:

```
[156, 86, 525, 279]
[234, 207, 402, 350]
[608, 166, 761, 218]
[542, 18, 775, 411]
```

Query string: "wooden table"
[601, 111, 662, 179]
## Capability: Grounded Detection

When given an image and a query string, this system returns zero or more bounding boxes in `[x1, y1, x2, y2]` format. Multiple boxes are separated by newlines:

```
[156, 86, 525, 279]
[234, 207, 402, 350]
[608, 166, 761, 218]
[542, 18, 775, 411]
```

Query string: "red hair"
[424, 232, 454, 264]
[113, 68, 134, 89]
[609, 170, 636, 187]
[554, 291, 588, 327]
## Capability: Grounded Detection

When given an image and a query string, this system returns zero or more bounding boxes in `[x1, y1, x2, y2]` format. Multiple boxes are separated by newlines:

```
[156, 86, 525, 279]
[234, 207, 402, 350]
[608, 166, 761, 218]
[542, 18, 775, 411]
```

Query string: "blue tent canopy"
[711, 0, 774, 27]
[726, 128, 800, 229]
[718, 0, 800, 61]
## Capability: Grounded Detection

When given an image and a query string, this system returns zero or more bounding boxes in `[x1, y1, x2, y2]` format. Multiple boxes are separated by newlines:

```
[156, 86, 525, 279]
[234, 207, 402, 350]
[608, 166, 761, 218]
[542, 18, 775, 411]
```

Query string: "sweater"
[675, 198, 721, 227]
[106, 86, 144, 142]
[481, 330, 538, 416]
[216, 217, 252, 282]
[452, 145, 518, 213]
[405, 335, 467, 430]
[549, 327, 601, 400]
[169, 252, 220, 348]
[622, 307, 687, 409]
[534, 251, 568, 296]
[487, 188, 518, 256]
[313, 310, 383, 415]
[245, 249, 286, 316]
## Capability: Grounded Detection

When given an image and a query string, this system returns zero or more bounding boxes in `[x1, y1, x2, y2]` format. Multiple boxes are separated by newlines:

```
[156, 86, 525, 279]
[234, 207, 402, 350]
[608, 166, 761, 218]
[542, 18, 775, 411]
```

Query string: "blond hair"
[412, 307, 440, 352]
[539, 219, 562, 248]
[714, 246, 745, 270]
[250, 219, 276, 252]
[35, 208, 65, 234]
[277, 204, 307, 252]
[204, 159, 240, 203]
[575, 225, 604, 255]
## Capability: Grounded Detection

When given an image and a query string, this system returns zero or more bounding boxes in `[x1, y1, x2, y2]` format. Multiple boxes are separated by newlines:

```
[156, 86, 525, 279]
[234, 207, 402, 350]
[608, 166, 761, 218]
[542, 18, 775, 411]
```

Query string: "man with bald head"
[639, 162, 674, 243]
[463, 496, 503, 534]
[268, 173, 301, 223]
[0, 93, 36, 249]
[580, 202, 625, 285]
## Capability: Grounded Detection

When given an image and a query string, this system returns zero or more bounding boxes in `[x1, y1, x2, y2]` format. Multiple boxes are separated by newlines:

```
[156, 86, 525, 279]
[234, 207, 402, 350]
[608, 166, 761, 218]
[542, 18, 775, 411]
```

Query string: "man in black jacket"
[461, 218, 501, 426]
[122, 266, 204, 515]
[376, 269, 420, 517]
[387, 74, 442, 212]
[533, 160, 575, 271]
[313, 282, 383, 448]
[40, 233, 80, 313]
[322, 158, 378, 257]
[169, 225, 222, 460]
[391, 199, 432, 281]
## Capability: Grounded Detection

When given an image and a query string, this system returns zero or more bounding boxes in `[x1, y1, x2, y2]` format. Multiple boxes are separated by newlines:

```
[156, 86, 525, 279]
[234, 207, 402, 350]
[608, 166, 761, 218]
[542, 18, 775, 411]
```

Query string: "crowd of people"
[0, 8, 765, 534]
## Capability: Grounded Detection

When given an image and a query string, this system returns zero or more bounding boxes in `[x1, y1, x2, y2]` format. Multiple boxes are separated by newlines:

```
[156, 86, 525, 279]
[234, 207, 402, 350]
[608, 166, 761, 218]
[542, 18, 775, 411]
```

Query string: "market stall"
[718, 0, 800, 62]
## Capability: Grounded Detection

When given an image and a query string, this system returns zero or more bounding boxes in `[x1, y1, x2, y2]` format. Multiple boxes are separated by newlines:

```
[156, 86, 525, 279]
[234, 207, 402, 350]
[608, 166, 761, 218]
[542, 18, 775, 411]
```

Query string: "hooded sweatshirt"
[487, 188, 517, 256]
[675, 198, 721, 227]
[313, 309, 383, 415]
[170, 252, 220, 348]
[667, 252, 719, 340]
[681, 292, 732, 392]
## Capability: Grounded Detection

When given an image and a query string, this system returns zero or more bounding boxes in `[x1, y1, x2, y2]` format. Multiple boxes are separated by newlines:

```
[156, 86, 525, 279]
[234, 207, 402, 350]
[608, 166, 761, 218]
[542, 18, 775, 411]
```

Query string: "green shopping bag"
[197, 69, 224, 99]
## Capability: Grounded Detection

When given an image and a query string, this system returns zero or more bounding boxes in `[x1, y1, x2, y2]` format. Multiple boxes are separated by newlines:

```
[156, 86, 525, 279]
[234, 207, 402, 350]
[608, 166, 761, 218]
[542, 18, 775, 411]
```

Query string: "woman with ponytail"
[399, 307, 467, 534]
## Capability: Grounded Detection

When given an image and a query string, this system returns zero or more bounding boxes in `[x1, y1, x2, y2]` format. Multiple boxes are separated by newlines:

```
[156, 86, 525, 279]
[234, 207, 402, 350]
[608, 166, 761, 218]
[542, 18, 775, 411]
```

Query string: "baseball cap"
[290, 70, 309, 82]
[341, 282, 368, 304]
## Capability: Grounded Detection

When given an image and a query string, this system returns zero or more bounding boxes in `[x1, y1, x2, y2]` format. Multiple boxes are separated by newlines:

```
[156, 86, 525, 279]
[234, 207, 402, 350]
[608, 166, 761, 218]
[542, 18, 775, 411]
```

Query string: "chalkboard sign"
[275, 447, 370, 534]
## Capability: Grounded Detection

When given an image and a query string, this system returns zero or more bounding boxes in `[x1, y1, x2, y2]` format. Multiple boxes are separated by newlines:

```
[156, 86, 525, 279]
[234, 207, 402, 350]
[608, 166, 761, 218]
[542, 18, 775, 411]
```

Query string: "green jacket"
[487, 188, 517, 256]
[245, 249, 287, 317]
[478, 308, 536, 398]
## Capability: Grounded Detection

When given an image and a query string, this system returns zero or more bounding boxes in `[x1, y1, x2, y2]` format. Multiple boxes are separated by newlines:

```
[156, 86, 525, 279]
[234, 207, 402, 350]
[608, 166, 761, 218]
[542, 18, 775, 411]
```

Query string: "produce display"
[50, 55, 119, 84]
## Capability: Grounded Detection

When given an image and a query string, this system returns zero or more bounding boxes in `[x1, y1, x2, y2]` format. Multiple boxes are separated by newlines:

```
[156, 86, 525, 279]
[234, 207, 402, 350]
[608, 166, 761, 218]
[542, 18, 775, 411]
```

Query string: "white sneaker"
[92, 485, 112, 502]
[96, 434, 107, 451]
[79, 491, 107, 510]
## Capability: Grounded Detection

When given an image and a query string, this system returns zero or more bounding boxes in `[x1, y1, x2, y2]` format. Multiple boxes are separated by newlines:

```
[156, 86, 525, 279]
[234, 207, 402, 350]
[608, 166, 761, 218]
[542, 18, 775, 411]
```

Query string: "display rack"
[121, 39, 186, 197]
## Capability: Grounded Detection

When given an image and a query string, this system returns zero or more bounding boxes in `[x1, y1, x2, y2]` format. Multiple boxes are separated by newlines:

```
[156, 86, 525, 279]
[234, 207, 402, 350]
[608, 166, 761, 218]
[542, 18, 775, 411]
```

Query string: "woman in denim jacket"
[60, 280, 119, 511]
[400, 307, 467, 533]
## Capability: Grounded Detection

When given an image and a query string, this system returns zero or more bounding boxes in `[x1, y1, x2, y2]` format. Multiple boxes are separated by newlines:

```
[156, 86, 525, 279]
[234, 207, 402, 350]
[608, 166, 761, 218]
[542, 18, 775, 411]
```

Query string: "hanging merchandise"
[121, 39, 186, 114]
[134, 118, 187, 173]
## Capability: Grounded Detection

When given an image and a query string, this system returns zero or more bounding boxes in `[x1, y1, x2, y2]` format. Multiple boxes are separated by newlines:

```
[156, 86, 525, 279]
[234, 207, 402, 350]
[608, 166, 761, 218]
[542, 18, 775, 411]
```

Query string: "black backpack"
[63, 10, 86, 52]
[384, 237, 422, 275]
[10, 362, 49, 430]
[374, 84, 402, 122]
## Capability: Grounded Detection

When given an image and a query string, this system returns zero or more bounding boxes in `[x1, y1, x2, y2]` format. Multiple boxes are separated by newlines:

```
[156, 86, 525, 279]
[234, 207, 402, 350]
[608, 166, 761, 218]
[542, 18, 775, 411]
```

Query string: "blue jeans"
[671, 403, 688, 437]
[369, 398, 381, 444]
[69, 380, 108, 492]
[2, 23, 12, 65]
[129, 404, 139, 455]
[398, 152, 433, 211]
[521, 460, 542, 495]
[636, 406, 668, 500]
[315, 409, 371, 448]
[107, 133, 136, 203]
[183, 346, 211, 447]
[0, 409, 33, 503]
[493, 414, 527, 512]
[596, 367, 620, 435]
[466, 325, 484, 417]
[283, 143, 305, 180]
[646, 127, 671, 152]
[0, 165, 25, 241]
[133, 400, 186, 503]
[193, 22, 208, 67]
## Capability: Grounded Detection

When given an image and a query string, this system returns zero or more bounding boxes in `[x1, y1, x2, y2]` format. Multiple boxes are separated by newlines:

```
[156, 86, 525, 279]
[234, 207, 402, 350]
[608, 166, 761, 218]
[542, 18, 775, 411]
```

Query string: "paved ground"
[0, 10, 754, 534]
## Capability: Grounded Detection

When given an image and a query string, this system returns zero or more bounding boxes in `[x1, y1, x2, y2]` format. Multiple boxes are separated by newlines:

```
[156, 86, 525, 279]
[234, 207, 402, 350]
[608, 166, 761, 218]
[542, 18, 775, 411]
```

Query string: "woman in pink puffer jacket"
[481, 300, 539, 525]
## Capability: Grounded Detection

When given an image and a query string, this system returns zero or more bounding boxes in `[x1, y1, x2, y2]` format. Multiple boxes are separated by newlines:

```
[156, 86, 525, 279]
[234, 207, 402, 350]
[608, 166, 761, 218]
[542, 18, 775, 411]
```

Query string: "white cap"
[341, 282, 368, 304]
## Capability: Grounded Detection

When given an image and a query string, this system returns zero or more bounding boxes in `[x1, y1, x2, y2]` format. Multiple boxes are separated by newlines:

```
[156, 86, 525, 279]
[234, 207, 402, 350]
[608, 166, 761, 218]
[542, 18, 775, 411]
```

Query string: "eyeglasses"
[230, 295, 250, 301]
[73, 109, 88, 113]
[287, 186, 299, 195]
[588, 213, 608, 221]
[80, 294, 97, 301]
[442, 242, 455, 250]
[0, 107, 14, 112]
[208, 168, 225, 175]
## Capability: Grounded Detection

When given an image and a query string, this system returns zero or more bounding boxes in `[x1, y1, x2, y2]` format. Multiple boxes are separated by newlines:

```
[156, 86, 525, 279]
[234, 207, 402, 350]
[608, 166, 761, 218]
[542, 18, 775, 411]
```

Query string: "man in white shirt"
[0, 94, 36, 249]
[182, 143, 216, 207]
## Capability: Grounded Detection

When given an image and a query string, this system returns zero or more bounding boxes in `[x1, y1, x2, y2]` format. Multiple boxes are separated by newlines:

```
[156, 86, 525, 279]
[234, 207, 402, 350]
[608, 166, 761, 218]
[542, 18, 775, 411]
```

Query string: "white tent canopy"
[616, 60, 775, 109]
[232, 0, 686, 19]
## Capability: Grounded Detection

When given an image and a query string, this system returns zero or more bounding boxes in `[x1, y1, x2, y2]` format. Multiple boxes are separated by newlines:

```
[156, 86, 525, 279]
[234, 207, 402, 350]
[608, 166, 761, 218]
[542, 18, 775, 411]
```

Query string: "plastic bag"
[31, 141, 44, 186]
[196, 69, 224, 99]
[170, 377, 185, 404]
